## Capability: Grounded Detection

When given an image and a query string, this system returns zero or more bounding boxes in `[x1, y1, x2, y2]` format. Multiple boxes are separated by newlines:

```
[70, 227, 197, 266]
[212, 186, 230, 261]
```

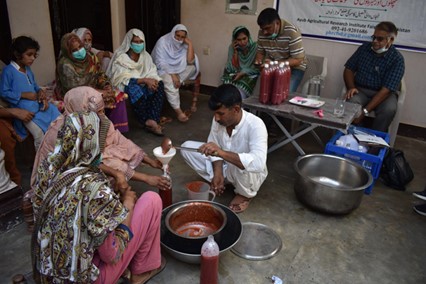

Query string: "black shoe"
[412, 190, 426, 201]
[413, 203, 426, 216]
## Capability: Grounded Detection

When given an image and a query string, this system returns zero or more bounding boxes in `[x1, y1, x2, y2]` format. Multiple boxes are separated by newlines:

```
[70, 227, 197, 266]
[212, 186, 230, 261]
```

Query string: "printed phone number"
[330, 26, 368, 33]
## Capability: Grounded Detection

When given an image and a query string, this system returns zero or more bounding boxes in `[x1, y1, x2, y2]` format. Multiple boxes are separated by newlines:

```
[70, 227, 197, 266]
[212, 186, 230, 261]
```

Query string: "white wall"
[110, 0, 126, 50]
[181, 0, 426, 128]
[7, 0, 56, 85]
[301, 38, 426, 128]
[6, 0, 425, 127]
[181, 0, 273, 87]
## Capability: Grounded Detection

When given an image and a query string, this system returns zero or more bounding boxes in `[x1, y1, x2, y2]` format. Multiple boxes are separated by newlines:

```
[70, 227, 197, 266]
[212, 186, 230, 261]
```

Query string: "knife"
[174, 146, 218, 156]
[174, 146, 200, 152]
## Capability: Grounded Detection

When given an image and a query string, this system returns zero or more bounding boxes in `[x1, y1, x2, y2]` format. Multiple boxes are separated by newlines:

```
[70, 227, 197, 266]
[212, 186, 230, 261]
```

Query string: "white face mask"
[173, 37, 184, 44]
[371, 46, 389, 54]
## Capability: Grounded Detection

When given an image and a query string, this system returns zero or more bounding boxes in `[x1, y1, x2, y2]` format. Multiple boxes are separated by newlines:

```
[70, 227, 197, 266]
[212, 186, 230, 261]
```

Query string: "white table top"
[242, 94, 361, 132]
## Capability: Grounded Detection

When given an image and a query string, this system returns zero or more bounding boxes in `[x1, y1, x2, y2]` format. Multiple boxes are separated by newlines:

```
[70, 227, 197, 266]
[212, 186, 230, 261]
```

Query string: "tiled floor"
[1, 91, 425, 283]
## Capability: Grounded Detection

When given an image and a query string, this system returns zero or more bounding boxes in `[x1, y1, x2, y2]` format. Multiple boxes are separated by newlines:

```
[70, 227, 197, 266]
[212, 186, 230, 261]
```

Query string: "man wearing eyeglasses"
[343, 21, 405, 132]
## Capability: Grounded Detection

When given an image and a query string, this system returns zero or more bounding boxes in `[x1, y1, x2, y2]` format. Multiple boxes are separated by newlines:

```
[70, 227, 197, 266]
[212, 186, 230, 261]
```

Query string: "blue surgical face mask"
[269, 22, 279, 39]
[72, 47, 86, 60]
[130, 42, 144, 54]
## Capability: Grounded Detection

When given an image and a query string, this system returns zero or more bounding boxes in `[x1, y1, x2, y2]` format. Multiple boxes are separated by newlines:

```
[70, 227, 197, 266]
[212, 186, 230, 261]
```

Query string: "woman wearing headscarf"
[31, 111, 166, 283]
[151, 24, 200, 122]
[106, 29, 165, 136]
[55, 33, 129, 132]
[31, 86, 170, 193]
[221, 26, 259, 99]
[73, 27, 113, 72]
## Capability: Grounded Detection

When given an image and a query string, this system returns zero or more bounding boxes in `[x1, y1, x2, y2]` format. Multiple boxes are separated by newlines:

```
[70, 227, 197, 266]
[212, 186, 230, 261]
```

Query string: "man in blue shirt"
[344, 21, 405, 132]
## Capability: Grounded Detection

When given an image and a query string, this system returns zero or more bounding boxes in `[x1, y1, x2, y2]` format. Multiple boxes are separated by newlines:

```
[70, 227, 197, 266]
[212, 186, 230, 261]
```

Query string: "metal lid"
[231, 222, 282, 260]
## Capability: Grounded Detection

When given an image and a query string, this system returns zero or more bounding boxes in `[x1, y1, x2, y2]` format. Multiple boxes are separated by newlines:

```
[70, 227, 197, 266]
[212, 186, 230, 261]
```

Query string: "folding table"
[242, 94, 361, 155]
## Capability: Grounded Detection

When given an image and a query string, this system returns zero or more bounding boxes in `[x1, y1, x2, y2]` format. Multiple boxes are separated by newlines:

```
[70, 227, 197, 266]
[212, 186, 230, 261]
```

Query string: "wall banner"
[276, 0, 426, 53]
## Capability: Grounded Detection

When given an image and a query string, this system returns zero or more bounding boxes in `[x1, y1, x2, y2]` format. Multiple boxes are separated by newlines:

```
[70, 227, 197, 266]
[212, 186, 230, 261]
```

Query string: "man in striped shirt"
[255, 8, 307, 92]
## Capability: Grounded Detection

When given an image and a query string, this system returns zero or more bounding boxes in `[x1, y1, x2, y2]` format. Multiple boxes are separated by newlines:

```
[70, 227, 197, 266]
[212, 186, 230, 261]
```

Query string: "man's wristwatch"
[362, 108, 369, 116]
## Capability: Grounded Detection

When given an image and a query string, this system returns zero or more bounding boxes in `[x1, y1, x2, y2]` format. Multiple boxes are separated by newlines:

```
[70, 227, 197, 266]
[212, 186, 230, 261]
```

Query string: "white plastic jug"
[335, 134, 359, 151]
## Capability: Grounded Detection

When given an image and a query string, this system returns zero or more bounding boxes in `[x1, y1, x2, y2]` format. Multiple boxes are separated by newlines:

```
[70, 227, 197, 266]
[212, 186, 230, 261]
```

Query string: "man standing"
[344, 21, 405, 132]
[181, 84, 268, 213]
[255, 7, 307, 92]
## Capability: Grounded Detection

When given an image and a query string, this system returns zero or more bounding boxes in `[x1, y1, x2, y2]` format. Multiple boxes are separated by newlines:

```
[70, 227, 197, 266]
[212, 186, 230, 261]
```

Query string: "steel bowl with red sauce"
[161, 201, 241, 264]
[165, 201, 227, 239]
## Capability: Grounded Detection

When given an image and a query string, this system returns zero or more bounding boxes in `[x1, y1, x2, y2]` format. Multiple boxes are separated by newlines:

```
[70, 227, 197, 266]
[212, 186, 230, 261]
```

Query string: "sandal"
[159, 116, 173, 126]
[184, 109, 192, 118]
[131, 256, 167, 284]
[229, 194, 252, 213]
[145, 124, 164, 137]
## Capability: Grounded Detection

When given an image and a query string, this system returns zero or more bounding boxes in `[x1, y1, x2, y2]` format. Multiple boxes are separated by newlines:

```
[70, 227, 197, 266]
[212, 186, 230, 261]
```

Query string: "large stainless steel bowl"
[294, 154, 373, 214]
[161, 201, 242, 264]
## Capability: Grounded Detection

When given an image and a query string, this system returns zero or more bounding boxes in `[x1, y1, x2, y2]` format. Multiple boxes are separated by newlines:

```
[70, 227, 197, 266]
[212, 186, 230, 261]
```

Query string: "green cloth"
[222, 26, 259, 96]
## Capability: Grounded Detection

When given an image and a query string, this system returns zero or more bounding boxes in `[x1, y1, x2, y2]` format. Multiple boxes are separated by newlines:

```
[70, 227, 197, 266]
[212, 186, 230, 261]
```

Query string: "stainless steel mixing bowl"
[161, 201, 242, 264]
[165, 201, 227, 240]
[294, 154, 373, 214]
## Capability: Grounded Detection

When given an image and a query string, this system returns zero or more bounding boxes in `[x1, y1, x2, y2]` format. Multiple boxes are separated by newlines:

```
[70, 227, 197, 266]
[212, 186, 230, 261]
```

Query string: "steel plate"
[231, 222, 282, 260]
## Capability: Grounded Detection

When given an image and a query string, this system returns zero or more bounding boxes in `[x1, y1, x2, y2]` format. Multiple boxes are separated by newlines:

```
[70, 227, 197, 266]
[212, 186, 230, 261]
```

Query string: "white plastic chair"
[341, 77, 406, 147]
[297, 54, 328, 94]
[292, 55, 328, 140]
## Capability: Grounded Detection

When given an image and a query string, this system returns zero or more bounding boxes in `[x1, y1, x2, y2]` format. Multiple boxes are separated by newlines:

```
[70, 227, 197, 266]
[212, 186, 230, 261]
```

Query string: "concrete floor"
[1, 91, 425, 283]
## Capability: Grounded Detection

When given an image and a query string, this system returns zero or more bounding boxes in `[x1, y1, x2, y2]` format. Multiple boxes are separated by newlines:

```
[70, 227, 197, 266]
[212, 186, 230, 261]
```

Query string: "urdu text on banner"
[276, 0, 426, 53]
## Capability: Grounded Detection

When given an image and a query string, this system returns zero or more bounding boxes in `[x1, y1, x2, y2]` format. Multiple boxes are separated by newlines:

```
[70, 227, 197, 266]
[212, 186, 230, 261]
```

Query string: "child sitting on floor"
[0, 36, 60, 150]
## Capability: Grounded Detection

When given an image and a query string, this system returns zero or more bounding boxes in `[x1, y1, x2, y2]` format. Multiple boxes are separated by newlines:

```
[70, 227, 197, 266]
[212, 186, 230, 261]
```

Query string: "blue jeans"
[290, 69, 305, 93]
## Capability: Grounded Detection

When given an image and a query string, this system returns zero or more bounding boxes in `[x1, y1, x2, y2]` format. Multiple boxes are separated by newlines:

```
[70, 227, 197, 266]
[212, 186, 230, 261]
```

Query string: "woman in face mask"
[55, 33, 115, 104]
[151, 24, 200, 122]
[107, 29, 165, 136]
[55, 33, 128, 131]
[73, 27, 113, 72]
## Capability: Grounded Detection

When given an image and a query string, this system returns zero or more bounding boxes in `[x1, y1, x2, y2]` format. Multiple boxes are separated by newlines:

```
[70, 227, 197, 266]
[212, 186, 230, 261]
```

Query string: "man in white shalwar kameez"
[181, 84, 268, 213]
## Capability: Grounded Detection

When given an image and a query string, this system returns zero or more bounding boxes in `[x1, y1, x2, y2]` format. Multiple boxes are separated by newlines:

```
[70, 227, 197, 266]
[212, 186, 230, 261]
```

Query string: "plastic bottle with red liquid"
[200, 235, 219, 284]
[283, 61, 291, 101]
[159, 172, 172, 208]
[259, 63, 273, 104]
[271, 62, 286, 104]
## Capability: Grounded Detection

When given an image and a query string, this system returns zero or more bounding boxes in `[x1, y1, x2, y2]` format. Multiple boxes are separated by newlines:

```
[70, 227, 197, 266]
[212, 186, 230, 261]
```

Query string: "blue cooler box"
[324, 127, 390, 194]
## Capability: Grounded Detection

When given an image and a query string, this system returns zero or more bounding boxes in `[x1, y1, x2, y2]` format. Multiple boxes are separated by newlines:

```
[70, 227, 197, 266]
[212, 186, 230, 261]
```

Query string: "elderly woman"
[55, 33, 128, 132]
[31, 86, 170, 193]
[221, 26, 259, 99]
[73, 27, 113, 72]
[31, 111, 166, 283]
[107, 29, 165, 136]
[151, 24, 200, 122]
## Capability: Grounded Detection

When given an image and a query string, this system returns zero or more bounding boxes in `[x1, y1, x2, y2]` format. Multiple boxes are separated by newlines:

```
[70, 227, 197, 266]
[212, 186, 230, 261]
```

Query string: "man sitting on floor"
[344, 21, 405, 132]
[180, 84, 268, 213]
